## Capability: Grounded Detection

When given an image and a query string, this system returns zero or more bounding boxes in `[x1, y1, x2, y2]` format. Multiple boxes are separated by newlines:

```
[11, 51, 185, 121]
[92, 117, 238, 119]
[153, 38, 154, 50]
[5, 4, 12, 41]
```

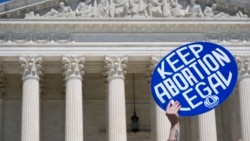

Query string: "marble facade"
[0, 0, 250, 141]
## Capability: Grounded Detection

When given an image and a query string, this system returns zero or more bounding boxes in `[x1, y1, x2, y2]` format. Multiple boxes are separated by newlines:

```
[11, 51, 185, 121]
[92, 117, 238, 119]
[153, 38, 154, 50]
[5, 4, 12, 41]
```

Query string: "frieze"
[0, 32, 249, 44]
[23, 0, 249, 19]
[0, 20, 249, 34]
[73, 33, 205, 42]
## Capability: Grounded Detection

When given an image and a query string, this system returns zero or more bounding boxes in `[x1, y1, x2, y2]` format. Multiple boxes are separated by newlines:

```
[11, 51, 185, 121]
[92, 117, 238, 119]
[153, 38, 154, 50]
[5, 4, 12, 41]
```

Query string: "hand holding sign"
[151, 42, 238, 116]
[166, 100, 181, 141]
[165, 100, 181, 126]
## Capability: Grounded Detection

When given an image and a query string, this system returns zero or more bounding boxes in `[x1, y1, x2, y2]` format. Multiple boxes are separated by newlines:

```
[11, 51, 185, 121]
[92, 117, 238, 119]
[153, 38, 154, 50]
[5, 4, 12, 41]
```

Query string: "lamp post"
[131, 74, 140, 133]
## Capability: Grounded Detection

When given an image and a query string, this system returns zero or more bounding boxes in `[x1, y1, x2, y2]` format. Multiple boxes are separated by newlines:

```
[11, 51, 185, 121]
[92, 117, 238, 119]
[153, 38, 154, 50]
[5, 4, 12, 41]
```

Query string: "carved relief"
[204, 3, 231, 18]
[121, 0, 148, 17]
[75, 0, 94, 17]
[24, 0, 249, 18]
[19, 56, 43, 80]
[94, 0, 110, 17]
[206, 33, 250, 43]
[0, 33, 71, 44]
[43, 2, 75, 17]
[185, 0, 203, 17]
[24, 11, 40, 19]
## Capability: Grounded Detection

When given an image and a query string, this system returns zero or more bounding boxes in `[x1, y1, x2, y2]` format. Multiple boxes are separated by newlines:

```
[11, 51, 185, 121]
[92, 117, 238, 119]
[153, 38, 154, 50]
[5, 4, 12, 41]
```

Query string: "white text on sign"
[154, 44, 232, 110]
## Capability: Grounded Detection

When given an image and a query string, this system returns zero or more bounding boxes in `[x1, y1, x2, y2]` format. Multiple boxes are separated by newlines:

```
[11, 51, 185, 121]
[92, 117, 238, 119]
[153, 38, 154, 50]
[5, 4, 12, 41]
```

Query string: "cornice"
[0, 19, 249, 33]
[0, 19, 249, 46]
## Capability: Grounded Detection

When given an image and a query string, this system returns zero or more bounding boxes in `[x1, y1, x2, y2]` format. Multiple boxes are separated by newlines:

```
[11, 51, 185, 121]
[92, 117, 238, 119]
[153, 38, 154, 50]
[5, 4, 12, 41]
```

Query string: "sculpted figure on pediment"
[129, 0, 148, 17]
[162, 0, 171, 17]
[185, 0, 203, 17]
[169, 0, 186, 17]
[94, 0, 110, 17]
[203, 3, 216, 17]
[109, 0, 130, 17]
[147, 0, 163, 17]
[235, 11, 248, 18]
[204, 3, 231, 18]
[75, 0, 94, 17]
[24, 11, 40, 19]
[44, 2, 75, 17]
[23, 0, 249, 18]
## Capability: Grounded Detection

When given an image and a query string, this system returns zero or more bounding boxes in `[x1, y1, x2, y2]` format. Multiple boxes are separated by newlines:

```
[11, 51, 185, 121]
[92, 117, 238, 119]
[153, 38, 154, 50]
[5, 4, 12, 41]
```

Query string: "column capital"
[104, 56, 128, 80]
[146, 56, 162, 84]
[19, 56, 43, 81]
[235, 55, 250, 79]
[62, 56, 85, 81]
[150, 56, 162, 70]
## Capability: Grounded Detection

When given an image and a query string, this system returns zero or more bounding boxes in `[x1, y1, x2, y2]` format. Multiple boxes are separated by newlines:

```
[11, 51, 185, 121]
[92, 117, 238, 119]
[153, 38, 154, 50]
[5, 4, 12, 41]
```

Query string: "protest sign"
[150, 42, 238, 116]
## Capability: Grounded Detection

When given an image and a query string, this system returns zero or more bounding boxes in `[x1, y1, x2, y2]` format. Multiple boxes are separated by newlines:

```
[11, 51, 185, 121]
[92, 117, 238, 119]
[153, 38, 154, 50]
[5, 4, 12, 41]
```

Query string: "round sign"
[150, 42, 238, 116]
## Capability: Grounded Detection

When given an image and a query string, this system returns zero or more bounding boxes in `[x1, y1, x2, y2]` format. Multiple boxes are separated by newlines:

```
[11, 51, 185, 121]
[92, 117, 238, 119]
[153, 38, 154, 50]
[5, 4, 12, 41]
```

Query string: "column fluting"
[198, 110, 217, 141]
[236, 56, 250, 141]
[104, 56, 128, 141]
[20, 56, 42, 141]
[63, 56, 85, 141]
[148, 56, 171, 141]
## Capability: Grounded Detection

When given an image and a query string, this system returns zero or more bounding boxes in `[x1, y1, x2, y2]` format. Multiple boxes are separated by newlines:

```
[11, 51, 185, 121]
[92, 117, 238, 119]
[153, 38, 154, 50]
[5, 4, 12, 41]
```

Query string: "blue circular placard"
[150, 42, 238, 116]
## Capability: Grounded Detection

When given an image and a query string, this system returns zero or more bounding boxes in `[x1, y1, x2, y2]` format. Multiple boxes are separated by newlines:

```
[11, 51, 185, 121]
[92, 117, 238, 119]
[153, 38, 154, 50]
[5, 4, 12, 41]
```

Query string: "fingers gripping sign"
[166, 100, 181, 126]
[166, 100, 181, 141]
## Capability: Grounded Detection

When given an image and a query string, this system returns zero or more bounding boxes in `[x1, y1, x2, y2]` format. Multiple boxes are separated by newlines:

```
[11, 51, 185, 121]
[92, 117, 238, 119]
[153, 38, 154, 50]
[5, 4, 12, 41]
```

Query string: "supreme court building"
[0, 0, 250, 141]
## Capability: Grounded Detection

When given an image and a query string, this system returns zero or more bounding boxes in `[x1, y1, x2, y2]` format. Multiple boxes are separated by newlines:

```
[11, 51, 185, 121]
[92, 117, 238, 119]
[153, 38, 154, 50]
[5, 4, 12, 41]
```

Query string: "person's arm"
[165, 101, 181, 141]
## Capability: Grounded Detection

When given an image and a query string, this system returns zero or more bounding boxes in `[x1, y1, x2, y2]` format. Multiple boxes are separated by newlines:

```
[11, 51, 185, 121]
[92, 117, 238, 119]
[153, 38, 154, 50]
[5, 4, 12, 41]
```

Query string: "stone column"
[63, 56, 85, 141]
[236, 56, 250, 141]
[229, 87, 241, 141]
[20, 56, 43, 141]
[104, 56, 128, 141]
[150, 98, 170, 141]
[198, 110, 217, 141]
[0, 66, 5, 141]
[147, 56, 171, 141]
[0, 95, 2, 141]
[190, 116, 199, 141]
[0, 93, 2, 141]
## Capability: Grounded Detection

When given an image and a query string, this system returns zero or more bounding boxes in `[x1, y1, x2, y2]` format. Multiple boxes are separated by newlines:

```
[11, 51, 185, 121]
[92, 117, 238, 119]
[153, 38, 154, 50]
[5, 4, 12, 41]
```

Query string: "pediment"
[0, 0, 249, 19]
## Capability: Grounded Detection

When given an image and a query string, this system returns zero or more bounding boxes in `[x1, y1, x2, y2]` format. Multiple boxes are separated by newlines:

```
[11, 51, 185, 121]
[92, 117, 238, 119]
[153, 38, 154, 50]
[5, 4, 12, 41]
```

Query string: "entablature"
[0, 19, 249, 33]
[0, 19, 249, 75]
[0, 19, 249, 47]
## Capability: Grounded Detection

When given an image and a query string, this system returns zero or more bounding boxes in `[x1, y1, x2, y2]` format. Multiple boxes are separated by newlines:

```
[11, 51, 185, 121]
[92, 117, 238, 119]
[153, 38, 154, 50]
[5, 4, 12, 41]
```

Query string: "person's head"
[30, 11, 35, 16]
[59, 2, 65, 8]
[134, 0, 140, 3]
[85, 0, 91, 4]
[190, 0, 196, 5]
[99, 0, 107, 5]
[211, 3, 217, 9]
